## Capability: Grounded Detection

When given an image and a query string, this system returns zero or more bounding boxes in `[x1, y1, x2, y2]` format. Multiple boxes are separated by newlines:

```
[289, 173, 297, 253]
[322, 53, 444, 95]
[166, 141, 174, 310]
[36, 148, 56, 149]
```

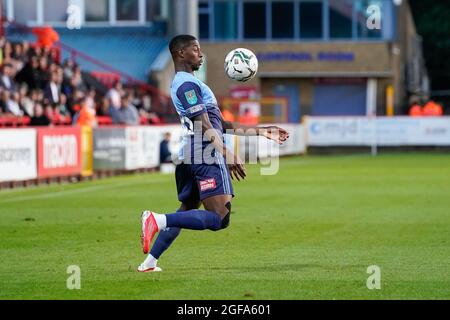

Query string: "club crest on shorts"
[185, 90, 198, 105]
[199, 178, 217, 192]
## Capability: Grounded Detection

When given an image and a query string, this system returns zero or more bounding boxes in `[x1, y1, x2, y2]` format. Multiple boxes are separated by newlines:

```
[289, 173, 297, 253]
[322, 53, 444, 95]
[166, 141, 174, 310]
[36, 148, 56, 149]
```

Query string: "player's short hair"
[169, 34, 197, 56]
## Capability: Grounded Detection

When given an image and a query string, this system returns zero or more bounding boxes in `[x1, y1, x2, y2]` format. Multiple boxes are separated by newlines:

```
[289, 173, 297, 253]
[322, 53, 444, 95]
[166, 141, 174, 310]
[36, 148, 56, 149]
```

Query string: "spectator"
[69, 89, 86, 114]
[9, 91, 23, 116]
[22, 41, 31, 58]
[422, 100, 443, 116]
[44, 72, 61, 104]
[98, 96, 110, 116]
[0, 90, 9, 114]
[70, 65, 86, 92]
[131, 88, 143, 109]
[43, 45, 59, 64]
[34, 89, 45, 104]
[408, 100, 422, 117]
[76, 97, 97, 127]
[6, 91, 23, 116]
[36, 56, 50, 90]
[142, 94, 152, 112]
[44, 102, 55, 122]
[12, 43, 26, 70]
[2, 41, 13, 64]
[15, 55, 41, 90]
[160, 132, 172, 163]
[30, 103, 51, 126]
[85, 88, 97, 110]
[62, 59, 75, 79]
[111, 93, 139, 125]
[106, 80, 123, 111]
[32, 45, 43, 58]
[19, 85, 34, 117]
[48, 62, 59, 75]
[55, 93, 71, 118]
[0, 63, 17, 92]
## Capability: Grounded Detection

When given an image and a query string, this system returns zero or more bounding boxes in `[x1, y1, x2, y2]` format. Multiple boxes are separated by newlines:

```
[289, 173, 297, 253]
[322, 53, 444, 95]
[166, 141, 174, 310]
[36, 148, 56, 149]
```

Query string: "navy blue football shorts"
[175, 161, 234, 203]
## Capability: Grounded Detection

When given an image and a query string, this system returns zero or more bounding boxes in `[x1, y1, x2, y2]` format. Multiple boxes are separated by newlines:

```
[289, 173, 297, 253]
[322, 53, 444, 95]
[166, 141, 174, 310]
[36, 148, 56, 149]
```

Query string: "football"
[224, 48, 258, 82]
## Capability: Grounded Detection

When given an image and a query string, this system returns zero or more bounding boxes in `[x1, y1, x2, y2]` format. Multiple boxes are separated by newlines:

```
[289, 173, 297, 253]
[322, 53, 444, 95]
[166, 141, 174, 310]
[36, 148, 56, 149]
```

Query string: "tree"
[410, 1, 450, 91]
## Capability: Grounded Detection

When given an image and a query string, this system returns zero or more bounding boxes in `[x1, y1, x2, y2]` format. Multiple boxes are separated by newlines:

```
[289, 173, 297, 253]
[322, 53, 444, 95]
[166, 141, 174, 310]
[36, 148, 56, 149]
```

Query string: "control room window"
[86, 0, 109, 22]
[146, 0, 161, 21]
[14, 0, 38, 24]
[355, 0, 383, 39]
[117, 0, 139, 21]
[198, 1, 210, 39]
[214, 1, 238, 40]
[329, 0, 353, 38]
[299, 1, 323, 39]
[272, 1, 294, 39]
[43, 0, 68, 22]
[243, 1, 267, 39]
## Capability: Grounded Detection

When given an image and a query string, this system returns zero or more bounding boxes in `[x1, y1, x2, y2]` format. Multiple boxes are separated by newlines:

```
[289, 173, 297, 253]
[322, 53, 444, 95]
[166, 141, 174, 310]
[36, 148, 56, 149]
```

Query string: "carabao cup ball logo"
[184, 90, 198, 105]
[224, 48, 258, 82]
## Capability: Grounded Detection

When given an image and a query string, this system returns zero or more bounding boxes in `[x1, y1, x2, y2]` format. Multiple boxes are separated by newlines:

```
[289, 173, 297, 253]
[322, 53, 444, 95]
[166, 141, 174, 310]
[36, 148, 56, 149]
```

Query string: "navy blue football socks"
[150, 226, 181, 259]
[149, 210, 223, 259]
[166, 209, 222, 231]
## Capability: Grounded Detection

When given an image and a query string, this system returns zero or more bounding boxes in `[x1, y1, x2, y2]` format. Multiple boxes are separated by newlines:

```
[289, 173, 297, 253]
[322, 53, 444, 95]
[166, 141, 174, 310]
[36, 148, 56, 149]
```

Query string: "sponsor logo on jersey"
[186, 104, 204, 115]
[185, 90, 198, 105]
[199, 178, 216, 192]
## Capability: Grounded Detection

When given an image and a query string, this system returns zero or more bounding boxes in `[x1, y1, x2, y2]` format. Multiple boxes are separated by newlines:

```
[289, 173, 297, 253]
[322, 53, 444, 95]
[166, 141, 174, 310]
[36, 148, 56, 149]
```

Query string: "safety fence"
[1, 117, 450, 186]
[0, 125, 180, 185]
[305, 116, 450, 146]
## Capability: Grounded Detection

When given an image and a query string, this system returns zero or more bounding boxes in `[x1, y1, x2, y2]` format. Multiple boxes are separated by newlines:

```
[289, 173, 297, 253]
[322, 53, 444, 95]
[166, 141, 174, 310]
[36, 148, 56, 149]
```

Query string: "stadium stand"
[0, 22, 176, 127]
[7, 25, 168, 82]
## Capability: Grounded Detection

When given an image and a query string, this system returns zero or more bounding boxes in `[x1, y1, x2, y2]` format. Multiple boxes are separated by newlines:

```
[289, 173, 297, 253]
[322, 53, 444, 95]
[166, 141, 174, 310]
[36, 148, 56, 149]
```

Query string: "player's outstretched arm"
[221, 118, 289, 145]
[258, 125, 290, 145]
[193, 113, 246, 181]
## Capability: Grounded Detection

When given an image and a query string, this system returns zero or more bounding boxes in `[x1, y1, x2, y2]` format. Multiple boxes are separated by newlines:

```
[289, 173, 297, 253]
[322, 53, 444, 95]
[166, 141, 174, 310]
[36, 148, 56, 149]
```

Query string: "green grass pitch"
[0, 153, 449, 299]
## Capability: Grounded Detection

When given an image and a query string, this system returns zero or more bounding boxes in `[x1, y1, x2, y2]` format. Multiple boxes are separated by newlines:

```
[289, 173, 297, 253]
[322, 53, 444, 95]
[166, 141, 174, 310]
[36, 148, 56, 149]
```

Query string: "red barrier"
[0, 116, 31, 127]
[96, 116, 113, 126]
[37, 126, 82, 178]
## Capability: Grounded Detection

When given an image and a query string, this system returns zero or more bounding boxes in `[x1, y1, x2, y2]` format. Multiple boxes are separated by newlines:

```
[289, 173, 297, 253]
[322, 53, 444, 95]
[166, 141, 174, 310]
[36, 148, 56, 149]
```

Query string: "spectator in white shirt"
[106, 80, 123, 110]
[6, 91, 23, 116]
